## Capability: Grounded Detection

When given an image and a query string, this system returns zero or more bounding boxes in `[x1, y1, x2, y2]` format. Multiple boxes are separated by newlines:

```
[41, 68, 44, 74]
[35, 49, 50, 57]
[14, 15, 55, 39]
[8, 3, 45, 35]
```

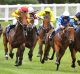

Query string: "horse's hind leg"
[3, 32, 8, 60]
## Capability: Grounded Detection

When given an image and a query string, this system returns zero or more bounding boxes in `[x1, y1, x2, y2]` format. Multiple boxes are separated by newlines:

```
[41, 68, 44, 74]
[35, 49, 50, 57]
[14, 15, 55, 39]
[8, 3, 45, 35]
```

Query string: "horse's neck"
[58, 30, 67, 41]
[21, 15, 27, 25]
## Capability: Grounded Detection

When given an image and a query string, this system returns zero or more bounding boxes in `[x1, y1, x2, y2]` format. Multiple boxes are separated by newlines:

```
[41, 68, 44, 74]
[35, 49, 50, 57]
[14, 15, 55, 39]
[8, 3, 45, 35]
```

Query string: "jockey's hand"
[60, 25, 64, 29]
[37, 16, 43, 20]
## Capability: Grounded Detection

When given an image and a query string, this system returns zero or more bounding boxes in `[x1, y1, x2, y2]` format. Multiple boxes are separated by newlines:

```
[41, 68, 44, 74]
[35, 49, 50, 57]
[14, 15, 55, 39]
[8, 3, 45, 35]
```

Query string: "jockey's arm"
[70, 19, 77, 29]
[33, 19, 38, 27]
[50, 11, 56, 24]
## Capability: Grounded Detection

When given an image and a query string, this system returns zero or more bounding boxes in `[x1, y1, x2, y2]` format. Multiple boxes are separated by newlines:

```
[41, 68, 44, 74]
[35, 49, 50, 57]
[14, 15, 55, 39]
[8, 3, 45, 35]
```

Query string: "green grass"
[0, 21, 80, 74]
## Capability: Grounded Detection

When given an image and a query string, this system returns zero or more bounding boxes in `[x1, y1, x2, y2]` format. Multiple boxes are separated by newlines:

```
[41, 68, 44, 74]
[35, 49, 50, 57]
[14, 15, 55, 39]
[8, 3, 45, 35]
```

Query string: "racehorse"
[37, 14, 54, 61]
[3, 16, 26, 66]
[0, 24, 3, 37]
[41, 25, 75, 70]
[69, 26, 80, 68]
[24, 17, 38, 61]
[3, 17, 25, 66]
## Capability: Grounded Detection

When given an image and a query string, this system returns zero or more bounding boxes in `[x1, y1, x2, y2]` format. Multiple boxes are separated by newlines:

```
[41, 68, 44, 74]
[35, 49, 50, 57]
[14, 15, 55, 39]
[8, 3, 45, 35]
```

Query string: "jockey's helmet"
[19, 6, 28, 13]
[28, 7, 34, 13]
[75, 12, 80, 21]
[75, 12, 80, 20]
[63, 11, 69, 16]
[63, 11, 70, 20]
[44, 7, 51, 13]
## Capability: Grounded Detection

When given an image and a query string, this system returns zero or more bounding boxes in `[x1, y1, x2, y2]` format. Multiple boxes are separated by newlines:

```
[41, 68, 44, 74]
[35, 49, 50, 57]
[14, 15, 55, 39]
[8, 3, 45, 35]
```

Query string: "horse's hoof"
[37, 54, 41, 57]
[41, 60, 45, 64]
[5, 57, 8, 60]
[77, 60, 80, 66]
[5, 54, 8, 60]
[29, 58, 32, 61]
[45, 57, 48, 61]
[56, 68, 58, 71]
[9, 53, 14, 59]
[71, 64, 75, 68]
[55, 61, 59, 65]
[15, 62, 22, 66]
[49, 58, 53, 60]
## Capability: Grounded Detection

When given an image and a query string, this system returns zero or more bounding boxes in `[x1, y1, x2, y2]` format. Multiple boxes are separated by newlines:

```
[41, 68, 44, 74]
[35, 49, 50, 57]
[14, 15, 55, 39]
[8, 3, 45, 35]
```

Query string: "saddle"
[6, 24, 16, 38]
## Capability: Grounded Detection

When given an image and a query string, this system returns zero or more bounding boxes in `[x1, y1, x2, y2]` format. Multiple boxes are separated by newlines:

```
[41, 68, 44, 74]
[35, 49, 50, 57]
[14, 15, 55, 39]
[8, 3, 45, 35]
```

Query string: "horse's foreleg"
[70, 48, 76, 68]
[28, 47, 34, 61]
[69, 43, 76, 68]
[41, 43, 50, 63]
[9, 44, 14, 59]
[15, 45, 25, 66]
[3, 32, 8, 60]
[49, 50, 55, 60]
[55, 48, 65, 71]
[15, 48, 19, 66]
[37, 41, 43, 57]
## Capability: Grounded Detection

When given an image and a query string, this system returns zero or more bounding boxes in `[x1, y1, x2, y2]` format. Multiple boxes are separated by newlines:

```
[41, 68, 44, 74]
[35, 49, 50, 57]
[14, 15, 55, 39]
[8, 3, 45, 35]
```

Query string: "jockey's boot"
[34, 26, 39, 36]
[7, 24, 15, 34]
[37, 26, 42, 35]
[49, 30, 55, 41]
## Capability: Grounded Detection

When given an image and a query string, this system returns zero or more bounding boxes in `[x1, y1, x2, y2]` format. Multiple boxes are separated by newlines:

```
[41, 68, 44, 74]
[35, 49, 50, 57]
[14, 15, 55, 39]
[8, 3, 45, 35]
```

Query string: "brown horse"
[69, 26, 80, 68]
[24, 19, 38, 61]
[41, 25, 75, 70]
[37, 14, 54, 61]
[3, 15, 27, 66]
[0, 24, 3, 37]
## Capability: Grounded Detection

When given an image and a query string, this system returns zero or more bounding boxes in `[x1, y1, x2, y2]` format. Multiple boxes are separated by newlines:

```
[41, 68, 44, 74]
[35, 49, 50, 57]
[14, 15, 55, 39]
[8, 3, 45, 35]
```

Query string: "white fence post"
[77, 4, 80, 13]
[5, 5, 9, 22]
[0, 4, 80, 21]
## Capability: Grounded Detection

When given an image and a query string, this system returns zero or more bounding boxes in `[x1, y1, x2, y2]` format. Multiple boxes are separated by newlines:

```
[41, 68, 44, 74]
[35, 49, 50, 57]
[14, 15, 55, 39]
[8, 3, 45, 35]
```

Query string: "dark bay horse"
[37, 14, 54, 61]
[3, 16, 27, 66]
[24, 18, 38, 61]
[41, 25, 75, 70]
[69, 26, 80, 68]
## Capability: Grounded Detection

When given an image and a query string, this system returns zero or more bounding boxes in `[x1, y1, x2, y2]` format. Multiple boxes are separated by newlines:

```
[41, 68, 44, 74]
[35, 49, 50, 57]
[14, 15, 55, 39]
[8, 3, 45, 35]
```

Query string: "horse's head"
[64, 27, 75, 44]
[43, 15, 50, 30]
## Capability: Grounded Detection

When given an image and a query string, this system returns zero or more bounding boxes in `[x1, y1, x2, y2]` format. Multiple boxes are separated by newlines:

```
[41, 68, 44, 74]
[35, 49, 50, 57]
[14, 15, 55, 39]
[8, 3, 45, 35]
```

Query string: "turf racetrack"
[0, 21, 80, 74]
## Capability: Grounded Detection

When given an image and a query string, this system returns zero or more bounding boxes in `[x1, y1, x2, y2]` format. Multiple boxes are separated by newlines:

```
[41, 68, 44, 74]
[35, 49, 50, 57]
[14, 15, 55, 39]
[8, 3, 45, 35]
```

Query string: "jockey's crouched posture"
[49, 11, 76, 41]
[28, 7, 38, 35]
[36, 7, 56, 35]
[6, 6, 30, 36]
[73, 12, 80, 31]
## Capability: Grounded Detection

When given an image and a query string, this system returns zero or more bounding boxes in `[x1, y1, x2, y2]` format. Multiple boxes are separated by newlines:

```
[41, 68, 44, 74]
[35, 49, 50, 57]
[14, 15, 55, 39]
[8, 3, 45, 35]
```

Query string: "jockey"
[7, 6, 30, 35]
[74, 12, 80, 25]
[28, 7, 38, 35]
[36, 7, 56, 34]
[49, 11, 74, 41]
[73, 12, 80, 31]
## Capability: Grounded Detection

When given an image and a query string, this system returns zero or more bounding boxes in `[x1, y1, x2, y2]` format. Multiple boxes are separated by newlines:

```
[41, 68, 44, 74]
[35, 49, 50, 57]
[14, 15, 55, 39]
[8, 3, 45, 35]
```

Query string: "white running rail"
[0, 4, 80, 21]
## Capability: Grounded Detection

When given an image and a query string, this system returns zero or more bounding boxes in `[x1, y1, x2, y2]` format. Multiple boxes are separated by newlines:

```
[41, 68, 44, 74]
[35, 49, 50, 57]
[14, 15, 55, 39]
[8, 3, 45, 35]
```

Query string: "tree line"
[0, 0, 80, 4]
